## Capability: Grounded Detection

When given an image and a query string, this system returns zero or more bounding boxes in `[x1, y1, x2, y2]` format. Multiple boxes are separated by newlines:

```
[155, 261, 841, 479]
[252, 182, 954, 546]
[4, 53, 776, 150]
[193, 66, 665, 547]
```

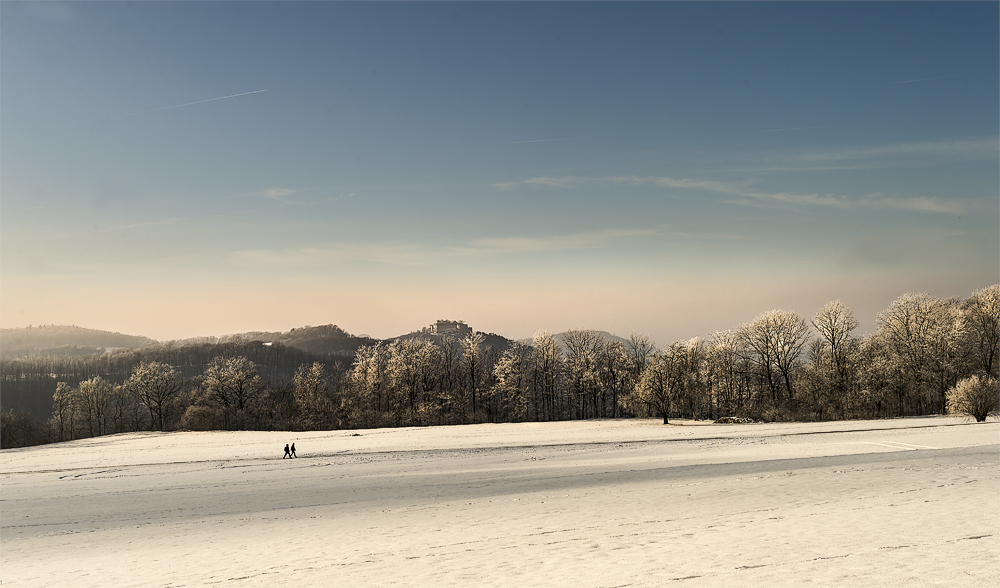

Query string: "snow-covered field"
[2, 416, 997, 587]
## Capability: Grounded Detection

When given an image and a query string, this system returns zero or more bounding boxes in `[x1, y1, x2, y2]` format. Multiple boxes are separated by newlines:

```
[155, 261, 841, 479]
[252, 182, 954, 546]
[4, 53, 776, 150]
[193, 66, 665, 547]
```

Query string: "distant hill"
[517, 330, 633, 354]
[214, 324, 377, 357]
[0, 340, 328, 422]
[394, 329, 514, 354]
[391, 319, 513, 353]
[0, 325, 158, 359]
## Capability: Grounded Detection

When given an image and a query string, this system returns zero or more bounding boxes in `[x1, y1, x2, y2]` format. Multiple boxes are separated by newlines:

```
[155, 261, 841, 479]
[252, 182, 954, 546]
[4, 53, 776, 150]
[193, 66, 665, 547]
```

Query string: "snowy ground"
[2, 416, 997, 587]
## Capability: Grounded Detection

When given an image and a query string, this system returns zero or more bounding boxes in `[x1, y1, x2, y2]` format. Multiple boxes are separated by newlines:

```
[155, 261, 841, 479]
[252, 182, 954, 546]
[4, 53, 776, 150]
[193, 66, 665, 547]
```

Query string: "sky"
[2, 1, 998, 347]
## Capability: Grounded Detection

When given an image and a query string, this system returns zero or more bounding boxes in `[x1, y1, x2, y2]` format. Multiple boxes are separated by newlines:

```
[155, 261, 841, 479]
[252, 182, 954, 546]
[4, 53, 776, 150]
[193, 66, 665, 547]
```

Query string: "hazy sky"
[2, 1, 998, 346]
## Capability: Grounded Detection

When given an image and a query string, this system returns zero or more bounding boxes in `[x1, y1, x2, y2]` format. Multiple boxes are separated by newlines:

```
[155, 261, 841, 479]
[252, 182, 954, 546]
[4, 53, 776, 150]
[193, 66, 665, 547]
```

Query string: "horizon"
[2, 2, 998, 347]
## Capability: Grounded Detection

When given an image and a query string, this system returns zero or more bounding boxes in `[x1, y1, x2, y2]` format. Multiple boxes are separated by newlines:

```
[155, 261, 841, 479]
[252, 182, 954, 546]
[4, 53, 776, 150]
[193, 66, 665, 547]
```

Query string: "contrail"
[113, 89, 268, 119]
[508, 137, 582, 144]
[894, 74, 969, 84]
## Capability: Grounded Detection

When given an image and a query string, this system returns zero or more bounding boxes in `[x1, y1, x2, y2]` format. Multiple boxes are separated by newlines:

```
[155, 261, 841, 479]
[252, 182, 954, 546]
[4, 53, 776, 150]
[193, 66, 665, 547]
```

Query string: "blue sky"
[2, 1, 997, 345]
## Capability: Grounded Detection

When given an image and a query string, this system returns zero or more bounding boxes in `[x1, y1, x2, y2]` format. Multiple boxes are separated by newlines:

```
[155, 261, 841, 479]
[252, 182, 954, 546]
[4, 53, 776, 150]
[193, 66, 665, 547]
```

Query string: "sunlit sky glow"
[2, 2, 997, 346]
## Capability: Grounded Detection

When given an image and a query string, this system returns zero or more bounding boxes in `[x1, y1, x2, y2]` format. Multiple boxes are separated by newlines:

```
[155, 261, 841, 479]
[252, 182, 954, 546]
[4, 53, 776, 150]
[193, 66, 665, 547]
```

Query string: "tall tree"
[203, 356, 264, 430]
[125, 361, 185, 431]
[809, 301, 860, 418]
[562, 329, 605, 419]
[77, 376, 114, 437]
[740, 309, 810, 406]
[51, 381, 74, 441]
[530, 330, 563, 421]
[460, 333, 486, 417]
[625, 342, 688, 424]
[876, 293, 959, 414]
[961, 284, 1000, 377]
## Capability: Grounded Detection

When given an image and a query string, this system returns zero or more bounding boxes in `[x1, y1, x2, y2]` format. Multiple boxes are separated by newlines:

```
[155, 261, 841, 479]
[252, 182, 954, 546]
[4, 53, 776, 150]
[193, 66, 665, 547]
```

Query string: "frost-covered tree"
[51, 381, 75, 441]
[349, 342, 390, 427]
[739, 309, 810, 406]
[877, 293, 961, 414]
[203, 356, 264, 430]
[812, 301, 859, 381]
[624, 342, 688, 424]
[805, 301, 861, 419]
[563, 329, 606, 419]
[490, 342, 532, 423]
[530, 330, 564, 421]
[385, 339, 441, 425]
[623, 331, 657, 416]
[678, 337, 711, 420]
[597, 341, 629, 418]
[436, 335, 463, 417]
[293, 362, 339, 429]
[947, 375, 999, 422]
[460, 333, 486, 417]
[961, 284, 1000, 378]
[708, 329, 751, 418]
[77, 376, 115, 437]
[125, 361, 184, 431]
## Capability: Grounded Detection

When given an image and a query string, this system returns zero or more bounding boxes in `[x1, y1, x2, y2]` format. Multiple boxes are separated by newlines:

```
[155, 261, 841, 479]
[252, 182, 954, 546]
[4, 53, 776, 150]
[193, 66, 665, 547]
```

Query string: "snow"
[2, 417, 998, 587]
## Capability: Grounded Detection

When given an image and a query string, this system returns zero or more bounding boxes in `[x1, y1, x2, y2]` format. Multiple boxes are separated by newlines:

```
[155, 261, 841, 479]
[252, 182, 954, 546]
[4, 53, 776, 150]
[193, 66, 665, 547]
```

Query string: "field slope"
[2, 417, 997, 587]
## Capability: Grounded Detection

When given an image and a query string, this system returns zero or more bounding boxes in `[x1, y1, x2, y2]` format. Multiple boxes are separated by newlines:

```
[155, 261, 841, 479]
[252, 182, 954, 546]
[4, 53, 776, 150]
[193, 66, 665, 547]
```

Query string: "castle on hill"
[422, 319, 472, 336]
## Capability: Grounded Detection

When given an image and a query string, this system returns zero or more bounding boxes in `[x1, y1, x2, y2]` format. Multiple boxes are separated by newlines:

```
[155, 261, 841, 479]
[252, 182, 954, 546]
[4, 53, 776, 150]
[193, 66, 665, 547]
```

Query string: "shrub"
[946, 375, 999, 422]
[179, 405, 225, 431]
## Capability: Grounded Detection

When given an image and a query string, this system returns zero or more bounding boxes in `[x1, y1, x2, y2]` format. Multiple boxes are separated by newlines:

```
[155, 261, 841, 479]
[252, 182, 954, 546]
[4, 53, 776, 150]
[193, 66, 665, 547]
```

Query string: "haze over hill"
[0, 325, 157, 358]
[0, 322, 563, 360]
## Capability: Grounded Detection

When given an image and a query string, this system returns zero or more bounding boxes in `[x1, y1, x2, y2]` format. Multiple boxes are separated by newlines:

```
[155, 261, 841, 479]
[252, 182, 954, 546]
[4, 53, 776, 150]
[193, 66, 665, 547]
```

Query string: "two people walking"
[283, 443, 297, 458]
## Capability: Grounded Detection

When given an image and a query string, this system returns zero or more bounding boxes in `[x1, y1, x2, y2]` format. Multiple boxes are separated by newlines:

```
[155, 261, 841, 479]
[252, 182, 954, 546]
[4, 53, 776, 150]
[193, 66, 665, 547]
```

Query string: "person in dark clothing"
[283, 444, 291, 459]
[290, 443, 297, 458]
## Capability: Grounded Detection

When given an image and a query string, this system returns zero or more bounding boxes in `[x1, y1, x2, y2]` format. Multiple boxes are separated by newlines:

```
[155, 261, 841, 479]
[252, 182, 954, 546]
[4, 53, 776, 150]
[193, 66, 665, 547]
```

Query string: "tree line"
[2, 285, 997, 448]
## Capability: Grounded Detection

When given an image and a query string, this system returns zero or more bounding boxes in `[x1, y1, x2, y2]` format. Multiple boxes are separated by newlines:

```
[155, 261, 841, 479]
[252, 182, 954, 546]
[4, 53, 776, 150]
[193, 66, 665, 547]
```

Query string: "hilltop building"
[423, 320, 473, 336]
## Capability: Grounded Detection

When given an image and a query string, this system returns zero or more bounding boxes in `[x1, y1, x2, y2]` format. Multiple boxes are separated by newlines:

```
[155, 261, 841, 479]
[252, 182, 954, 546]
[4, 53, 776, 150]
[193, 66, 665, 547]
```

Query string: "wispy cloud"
[494, 176, 584, 190]
[232, 226, 701, 267]
[263, 188, 296, 201]
[793, 138, 998, 163]
[466, 227, 659, 254]
[894, 74, 972, 84]
[508, 137, 583, 144]
[867, 194, 964, 214]
[58, 218, 179, 240]
[496, 171, 964, 214]
[606, 175, 750, 194]
[765, 125, 839, 133]
[233, 243, 432, 266]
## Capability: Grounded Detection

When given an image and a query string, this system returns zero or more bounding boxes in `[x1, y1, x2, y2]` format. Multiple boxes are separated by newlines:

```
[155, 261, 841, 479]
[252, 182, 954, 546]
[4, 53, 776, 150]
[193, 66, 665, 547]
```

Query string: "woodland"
[1, 285, 997, 449]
